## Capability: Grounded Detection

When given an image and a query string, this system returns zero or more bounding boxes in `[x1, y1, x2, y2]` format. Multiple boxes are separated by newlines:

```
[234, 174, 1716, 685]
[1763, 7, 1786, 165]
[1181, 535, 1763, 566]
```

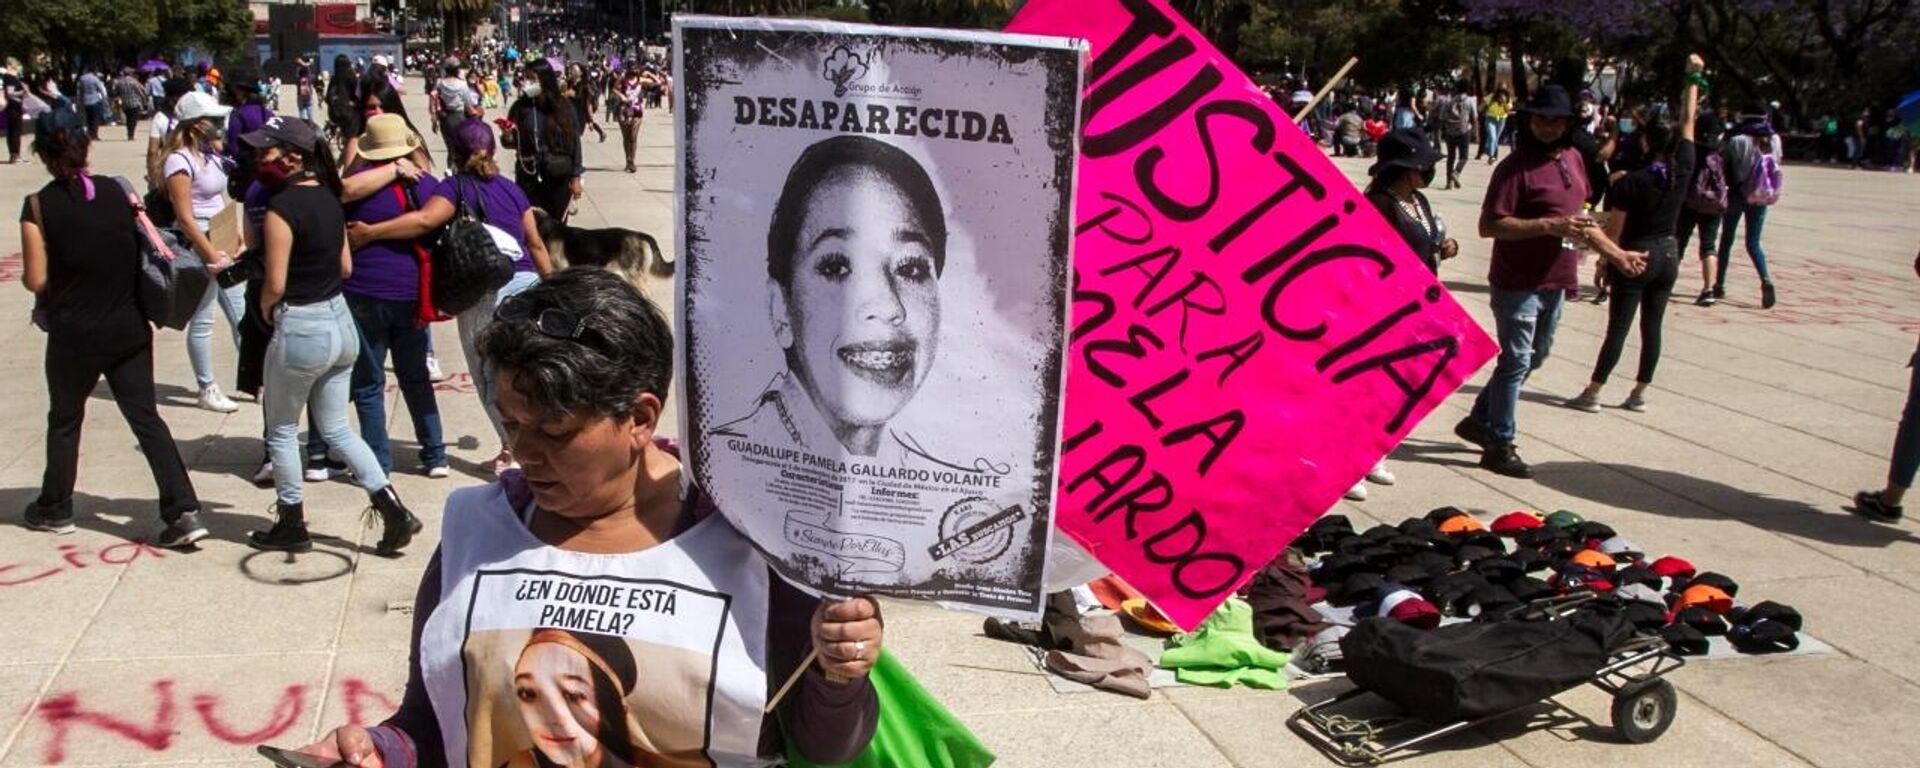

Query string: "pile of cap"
[1296, 507, 1804, 656]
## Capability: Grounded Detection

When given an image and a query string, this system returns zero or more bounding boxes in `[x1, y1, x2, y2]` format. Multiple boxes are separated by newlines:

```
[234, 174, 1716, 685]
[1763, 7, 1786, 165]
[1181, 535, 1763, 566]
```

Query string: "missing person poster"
[675, 16, 1085, 618]
[461, 570, 737, 768]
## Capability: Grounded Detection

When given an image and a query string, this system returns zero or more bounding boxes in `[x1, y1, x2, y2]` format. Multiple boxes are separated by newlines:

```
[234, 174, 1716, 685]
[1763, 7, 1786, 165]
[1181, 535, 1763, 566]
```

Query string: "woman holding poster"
[287, 269, 880, 768]
[709, 135, 944, 459]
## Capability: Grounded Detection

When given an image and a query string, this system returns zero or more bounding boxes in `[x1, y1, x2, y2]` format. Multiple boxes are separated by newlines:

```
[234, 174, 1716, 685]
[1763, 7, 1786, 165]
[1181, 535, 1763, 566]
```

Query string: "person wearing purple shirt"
[342, 114, 446, 477]
[349, 119, 552, 474]
[223, 77, 273, 198]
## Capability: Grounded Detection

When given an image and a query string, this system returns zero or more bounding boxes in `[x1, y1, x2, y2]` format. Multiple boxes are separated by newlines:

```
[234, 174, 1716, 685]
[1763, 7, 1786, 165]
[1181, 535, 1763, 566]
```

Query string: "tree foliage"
[0, 0, 254, 66]
[0, 0, 157, 65]
[154, 0, 256, 64]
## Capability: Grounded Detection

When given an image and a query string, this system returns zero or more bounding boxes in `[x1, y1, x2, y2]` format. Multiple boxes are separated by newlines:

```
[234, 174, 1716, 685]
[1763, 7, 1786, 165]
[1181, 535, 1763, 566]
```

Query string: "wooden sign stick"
[1294, 56, 1361, 124]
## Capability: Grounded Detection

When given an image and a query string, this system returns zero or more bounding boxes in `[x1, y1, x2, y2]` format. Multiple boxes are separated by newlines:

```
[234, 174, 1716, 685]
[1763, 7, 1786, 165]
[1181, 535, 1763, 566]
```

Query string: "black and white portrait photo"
[675, 17, 1083, 617]
[710, 135, 946, 459]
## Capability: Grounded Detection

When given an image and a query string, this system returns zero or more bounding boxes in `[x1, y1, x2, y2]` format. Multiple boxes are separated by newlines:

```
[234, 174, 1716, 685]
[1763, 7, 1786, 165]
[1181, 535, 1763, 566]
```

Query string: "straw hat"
[359, 113, 421, 161]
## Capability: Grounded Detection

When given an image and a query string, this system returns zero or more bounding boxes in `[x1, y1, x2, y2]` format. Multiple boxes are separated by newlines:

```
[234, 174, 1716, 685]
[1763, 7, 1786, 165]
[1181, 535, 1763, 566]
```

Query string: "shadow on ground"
[1530, 461, 1920, 550]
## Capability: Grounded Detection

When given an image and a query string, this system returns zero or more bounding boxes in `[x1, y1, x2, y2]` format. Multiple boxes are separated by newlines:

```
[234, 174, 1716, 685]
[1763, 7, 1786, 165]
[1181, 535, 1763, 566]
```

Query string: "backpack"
[1443, 96, 1475, 137]
[1745, 152, 1783, 207]
[1685, 151, 1729, 215]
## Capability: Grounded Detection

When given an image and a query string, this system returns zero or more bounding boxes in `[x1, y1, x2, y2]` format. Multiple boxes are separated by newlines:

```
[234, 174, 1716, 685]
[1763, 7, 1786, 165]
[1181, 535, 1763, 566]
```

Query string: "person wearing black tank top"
[239, 115, 423, 557]
[18, 106, 205, 547]
[1566, 55, 1707, 416]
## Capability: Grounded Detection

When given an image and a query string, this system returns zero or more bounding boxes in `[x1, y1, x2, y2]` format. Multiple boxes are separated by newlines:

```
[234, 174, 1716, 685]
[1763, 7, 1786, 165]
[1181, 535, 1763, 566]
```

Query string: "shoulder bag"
[429, 176, 518, 315]
[112, 176, 210, 330]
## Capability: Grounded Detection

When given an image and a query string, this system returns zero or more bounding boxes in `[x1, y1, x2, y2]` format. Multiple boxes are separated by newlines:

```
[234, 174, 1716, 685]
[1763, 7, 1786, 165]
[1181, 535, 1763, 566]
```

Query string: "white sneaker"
[304, 460, 347, 483]
[1366, 461, 1397, 486]
[426, 355, 448, 383]
[427, 465, 451, 479]
[1344, 482, 1368, 502]
[252, 461, 275, 487]
[197, 384, 240, 413]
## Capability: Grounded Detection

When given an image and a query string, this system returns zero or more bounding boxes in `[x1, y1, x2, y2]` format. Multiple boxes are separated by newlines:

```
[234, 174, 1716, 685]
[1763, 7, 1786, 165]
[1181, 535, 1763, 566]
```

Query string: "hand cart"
[1287, 596, 1685, 765]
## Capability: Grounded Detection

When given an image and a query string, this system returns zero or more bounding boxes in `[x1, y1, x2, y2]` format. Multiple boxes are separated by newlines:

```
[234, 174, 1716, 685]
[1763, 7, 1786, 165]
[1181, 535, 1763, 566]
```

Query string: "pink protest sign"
[1009, 0, 1497, 630]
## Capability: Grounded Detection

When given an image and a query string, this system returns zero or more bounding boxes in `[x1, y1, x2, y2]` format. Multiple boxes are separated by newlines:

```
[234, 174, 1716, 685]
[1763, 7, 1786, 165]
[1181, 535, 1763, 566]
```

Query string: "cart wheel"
[1610, 678, 1677, 744]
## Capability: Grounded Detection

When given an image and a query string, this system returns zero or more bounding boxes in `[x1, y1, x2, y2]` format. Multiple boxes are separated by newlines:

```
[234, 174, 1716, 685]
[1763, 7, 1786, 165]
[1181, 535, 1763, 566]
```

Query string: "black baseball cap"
[240, 114, 320, 153]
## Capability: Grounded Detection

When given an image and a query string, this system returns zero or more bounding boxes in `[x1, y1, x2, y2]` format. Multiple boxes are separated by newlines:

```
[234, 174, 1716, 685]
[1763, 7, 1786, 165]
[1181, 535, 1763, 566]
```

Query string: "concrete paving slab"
[69, 547, 351, 661]
[1483, 683, 1812, 768]
[1738, 574, 1920, 685]
[1168, 679, 1533, 768]
[1670, 656, 1920, 768]
[963, 703, 1235, 768]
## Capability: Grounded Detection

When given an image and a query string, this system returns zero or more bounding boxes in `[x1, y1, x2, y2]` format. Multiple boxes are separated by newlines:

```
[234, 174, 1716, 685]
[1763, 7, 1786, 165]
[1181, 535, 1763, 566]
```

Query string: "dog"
[531, 209, 674, 294]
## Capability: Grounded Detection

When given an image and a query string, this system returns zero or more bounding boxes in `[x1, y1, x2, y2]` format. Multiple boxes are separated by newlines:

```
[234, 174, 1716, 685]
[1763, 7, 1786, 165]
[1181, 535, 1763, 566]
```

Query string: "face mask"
[256, 155, 297, 189]
[522, 83, 542, 98]
[1618, 118, 1635, 134]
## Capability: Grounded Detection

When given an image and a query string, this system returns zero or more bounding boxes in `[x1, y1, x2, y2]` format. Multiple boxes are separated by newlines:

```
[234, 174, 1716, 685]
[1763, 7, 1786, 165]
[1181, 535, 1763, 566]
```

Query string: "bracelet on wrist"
[1685, 72, 1710, 91]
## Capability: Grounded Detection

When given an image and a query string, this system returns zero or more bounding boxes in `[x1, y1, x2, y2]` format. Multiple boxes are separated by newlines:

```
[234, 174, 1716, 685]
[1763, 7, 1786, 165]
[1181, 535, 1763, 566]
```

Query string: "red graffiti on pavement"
[0, 541, 167, 588]
[387, 371, 480, 395]
[31, 677, 389, 764]
[340, 677, 399, 727]
[193, 684, 307, 745]
[0, 252, 21, 283]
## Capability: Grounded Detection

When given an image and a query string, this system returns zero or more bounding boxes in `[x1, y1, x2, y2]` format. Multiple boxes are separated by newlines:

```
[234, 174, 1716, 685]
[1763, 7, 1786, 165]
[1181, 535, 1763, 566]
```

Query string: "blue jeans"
[1715, 199, 1772, 289]
[456, 270, 541, 443]
[265, 296, 389, 505]
[347, 294, 445, 473]
[1468, 289, 1566, 443]
[1482, 117, 1505, 158]
[186, 217, 248, 389]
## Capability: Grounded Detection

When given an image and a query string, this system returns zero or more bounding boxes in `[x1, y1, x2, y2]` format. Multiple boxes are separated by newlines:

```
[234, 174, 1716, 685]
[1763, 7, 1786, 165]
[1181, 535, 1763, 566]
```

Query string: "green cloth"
[1157, 598, 1291, 690]
[1544, 509, 1585, 529]
[785, 649, 996, 768]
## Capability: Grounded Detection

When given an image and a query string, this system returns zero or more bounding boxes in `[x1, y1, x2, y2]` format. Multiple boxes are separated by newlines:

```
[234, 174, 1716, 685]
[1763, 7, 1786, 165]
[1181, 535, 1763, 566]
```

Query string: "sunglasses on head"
[496, 295, 588, 340]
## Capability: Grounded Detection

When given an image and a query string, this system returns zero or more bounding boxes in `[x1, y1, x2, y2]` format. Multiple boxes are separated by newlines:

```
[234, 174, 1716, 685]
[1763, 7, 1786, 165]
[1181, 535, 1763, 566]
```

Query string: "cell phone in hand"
[257, 744, 344, 768]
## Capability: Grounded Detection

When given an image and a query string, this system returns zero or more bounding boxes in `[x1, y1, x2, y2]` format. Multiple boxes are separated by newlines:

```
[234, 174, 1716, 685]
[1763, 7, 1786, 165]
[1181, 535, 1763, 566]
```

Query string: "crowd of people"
[5, 35, 685, 545]
[1309, 56, 1798, 489]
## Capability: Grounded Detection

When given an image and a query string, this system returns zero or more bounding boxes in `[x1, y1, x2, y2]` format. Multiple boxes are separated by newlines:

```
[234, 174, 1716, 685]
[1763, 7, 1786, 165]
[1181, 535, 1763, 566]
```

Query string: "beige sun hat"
[359, 113, 422, 161]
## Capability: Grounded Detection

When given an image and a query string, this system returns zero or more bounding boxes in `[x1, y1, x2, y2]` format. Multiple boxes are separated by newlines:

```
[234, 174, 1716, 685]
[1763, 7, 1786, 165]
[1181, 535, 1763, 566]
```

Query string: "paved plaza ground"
[0, 81, 1917, 767]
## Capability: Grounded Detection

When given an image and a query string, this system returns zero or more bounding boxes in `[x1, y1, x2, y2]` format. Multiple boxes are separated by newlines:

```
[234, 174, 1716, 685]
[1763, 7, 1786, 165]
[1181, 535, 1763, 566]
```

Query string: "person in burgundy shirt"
[1455, 84, 1646, 478]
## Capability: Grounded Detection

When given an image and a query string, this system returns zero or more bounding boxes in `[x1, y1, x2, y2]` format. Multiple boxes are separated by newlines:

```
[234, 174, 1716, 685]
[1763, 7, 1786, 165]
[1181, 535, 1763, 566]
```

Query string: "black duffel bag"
[1341, 611, 1633, 723]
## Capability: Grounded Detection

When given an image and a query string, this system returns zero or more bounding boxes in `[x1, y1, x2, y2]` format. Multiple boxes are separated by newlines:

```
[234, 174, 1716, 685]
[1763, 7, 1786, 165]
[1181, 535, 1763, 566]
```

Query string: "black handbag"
[429, 176, 517, 315]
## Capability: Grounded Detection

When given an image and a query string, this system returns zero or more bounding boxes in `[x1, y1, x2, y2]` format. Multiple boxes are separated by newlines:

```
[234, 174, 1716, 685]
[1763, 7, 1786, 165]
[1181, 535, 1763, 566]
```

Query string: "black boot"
[249, 502, 313, 552]
[370, 485, 423, 557]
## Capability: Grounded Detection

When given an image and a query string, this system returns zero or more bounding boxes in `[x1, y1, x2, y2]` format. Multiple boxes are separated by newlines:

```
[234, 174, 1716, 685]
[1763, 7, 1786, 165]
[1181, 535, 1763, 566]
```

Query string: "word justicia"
[733, 96, 1016, 144]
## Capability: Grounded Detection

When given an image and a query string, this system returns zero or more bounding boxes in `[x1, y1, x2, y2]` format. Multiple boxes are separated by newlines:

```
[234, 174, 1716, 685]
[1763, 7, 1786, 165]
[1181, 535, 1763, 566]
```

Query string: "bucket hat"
[359, 113, 423, 161]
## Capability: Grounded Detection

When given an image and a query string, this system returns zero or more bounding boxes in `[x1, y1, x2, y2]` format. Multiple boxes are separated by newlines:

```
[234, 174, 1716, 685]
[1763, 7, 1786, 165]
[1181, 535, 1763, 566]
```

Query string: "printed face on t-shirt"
[514, 642, 606, 766]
